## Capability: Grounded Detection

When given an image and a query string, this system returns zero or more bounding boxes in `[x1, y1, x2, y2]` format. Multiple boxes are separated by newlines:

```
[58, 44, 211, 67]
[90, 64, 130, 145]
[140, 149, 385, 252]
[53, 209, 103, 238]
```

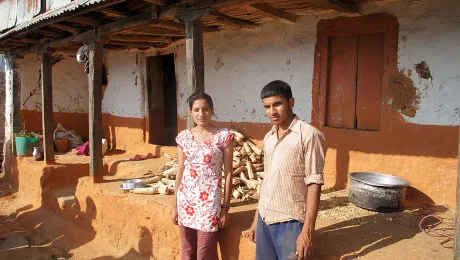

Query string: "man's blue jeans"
[256, 213, 304, 260]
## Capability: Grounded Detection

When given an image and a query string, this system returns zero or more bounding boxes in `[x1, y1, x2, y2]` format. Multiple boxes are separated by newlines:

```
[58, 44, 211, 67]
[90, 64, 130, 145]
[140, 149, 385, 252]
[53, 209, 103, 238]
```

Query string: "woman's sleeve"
[175, 130, 186, 149]
[221, 129, 234, 149]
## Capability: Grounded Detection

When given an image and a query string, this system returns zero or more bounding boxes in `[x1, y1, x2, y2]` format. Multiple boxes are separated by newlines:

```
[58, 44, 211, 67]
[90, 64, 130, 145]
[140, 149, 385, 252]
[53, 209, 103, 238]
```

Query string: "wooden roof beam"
[9, 38, 39, 44]
[67, 16, 104, 27]
[111, 35, 170, 43]
[34, 29, 66, 38]
[48, 23, 84, 34]
[120, 27, 185, 36]
[211, 0, 264, 9]
[142, 0, 166, 5]
[0, 0, 125, 42]
[97, 7, 130, 18]
[305, 0, 360, 13]
[209, 14, 258, 30]
[125, 0, 153, 12]
[150, 20, 185, 31]
[245, 3, 297, 24]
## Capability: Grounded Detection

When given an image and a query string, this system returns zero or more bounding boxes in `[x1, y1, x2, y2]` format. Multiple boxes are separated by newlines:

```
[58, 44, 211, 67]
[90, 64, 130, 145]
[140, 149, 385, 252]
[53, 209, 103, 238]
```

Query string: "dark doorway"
[147, 54, 178, 146]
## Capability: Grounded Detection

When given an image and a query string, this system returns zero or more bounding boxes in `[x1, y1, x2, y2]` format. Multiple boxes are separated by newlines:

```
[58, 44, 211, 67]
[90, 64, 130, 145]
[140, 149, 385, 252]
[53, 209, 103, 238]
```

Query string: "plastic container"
[15, 136, 38, 156]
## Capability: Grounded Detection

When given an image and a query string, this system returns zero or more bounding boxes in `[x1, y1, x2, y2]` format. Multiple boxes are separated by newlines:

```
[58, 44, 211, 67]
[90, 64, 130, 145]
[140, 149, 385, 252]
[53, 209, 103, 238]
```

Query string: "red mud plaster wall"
[21, 110, 89, 139]
[311, 13, 459, 207]
[21, 110, 150, 152]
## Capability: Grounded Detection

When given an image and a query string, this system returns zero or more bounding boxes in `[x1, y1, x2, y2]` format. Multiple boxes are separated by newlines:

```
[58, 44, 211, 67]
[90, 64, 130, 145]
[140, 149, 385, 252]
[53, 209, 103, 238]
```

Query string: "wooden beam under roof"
[300, 0, 360, 13]
[142, 0, 166, 5]
[244, 3, 297, 24]
[212, 0, 264, 9]
[9, 37, 39, 44]
[34, 29, 66, 38]
[48, 23, 84, 34]
[0, 0, 125, 41]
[150, 20, 185, 31]
[97, 7, 130, 18]
[111, 35, 170, 43]
[121, 27, 185, 37]
[46, 10, 160, 48]
[67, 16, 104, 27]
[125, 0, 152, 12]
[209, 14, 258, 30]
[213, 0, 359, 13]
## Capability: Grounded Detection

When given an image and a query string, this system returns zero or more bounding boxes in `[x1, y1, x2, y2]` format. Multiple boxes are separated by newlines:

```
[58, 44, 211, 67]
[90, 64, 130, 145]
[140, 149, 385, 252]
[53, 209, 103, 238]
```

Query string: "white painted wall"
[17, 0, 459, 127]
[174, 15, 333, 124]
[363, 0, 460, 125]
[102, 51, 145, 118]
[171, 0, 460, 126]
[20, 54, 88, 113]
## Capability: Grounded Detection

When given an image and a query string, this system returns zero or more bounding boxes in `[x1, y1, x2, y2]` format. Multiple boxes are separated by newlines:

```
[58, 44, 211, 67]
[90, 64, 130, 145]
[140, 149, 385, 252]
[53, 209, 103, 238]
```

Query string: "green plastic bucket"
[15, 137, 38, 156]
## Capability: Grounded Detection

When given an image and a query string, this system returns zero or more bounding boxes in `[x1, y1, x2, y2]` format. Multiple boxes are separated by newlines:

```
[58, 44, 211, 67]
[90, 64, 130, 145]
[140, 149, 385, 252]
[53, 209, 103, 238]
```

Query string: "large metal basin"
[348, 172, 411, 212]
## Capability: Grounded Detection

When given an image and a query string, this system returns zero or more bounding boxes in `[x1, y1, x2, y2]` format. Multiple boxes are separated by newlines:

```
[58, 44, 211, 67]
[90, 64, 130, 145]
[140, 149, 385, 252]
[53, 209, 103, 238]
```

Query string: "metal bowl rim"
[348, 172, 411, 188]
[123, 179, 144, 184]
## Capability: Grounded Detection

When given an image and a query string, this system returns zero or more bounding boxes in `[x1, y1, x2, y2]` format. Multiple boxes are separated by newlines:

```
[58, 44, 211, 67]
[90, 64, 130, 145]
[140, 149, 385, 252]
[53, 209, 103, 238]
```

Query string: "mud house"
[1, 0, 459, 258]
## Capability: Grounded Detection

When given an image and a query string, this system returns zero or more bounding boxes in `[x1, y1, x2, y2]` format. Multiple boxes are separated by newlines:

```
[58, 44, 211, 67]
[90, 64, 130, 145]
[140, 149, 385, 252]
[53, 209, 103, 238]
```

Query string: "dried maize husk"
[131, 185, 159, 195]
[232, 189, 242, 199]
[233, 166, 246, 176]
[246, 140, 263, 156]
[163, 166, 178, 178]
[144, 176, 161, 184]
[246, 161, 255, 180]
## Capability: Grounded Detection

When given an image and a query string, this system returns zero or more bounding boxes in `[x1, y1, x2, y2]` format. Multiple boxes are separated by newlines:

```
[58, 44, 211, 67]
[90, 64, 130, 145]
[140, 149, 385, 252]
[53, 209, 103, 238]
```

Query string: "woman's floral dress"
[175, 128, 233, 232]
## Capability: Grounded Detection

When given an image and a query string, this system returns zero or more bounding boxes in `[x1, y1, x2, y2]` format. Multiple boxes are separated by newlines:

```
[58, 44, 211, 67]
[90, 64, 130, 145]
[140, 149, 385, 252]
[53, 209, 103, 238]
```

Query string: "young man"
[243, 80, 327, 260]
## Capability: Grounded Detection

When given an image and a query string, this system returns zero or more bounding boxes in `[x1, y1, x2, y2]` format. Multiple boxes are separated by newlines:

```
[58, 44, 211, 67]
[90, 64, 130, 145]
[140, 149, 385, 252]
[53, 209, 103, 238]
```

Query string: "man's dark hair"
[186, 91, 214, 110]
[260, 80, 293, 100]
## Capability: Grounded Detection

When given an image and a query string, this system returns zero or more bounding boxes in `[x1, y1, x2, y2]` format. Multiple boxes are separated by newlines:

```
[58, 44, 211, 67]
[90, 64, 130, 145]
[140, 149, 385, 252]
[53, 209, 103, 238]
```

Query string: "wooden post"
[185, 19, 204, 129]
[41, 50, 55, 164]
[2, 52, 22, 176]
[87, 42, 103, 182]
[455, 127, 460, 259]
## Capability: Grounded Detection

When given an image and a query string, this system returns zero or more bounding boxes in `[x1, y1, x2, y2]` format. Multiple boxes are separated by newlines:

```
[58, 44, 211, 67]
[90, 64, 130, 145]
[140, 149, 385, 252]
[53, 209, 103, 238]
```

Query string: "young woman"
[172, 92, 234, 260]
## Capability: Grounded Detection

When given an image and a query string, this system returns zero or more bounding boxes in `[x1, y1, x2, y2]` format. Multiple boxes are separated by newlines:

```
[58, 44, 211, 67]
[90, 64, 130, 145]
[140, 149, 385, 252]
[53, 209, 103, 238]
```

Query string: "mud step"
[52, 187, 77, 210]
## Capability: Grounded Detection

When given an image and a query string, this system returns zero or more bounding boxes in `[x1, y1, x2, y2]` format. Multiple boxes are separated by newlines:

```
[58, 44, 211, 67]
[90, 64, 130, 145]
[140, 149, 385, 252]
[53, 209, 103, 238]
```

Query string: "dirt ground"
[0, 152, 455, 260]
[0, 189, 454, 260]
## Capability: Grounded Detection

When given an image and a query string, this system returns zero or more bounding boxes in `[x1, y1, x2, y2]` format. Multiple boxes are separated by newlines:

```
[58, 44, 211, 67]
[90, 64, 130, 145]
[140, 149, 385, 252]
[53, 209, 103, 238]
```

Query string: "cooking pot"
[348, 172, 411, 212]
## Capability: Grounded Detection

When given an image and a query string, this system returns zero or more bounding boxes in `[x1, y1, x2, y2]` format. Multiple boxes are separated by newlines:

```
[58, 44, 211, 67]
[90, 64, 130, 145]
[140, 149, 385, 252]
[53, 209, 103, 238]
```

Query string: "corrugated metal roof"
[17, 0, 42, 25]
[46, 0, 72, 11]
[0, 0, 18, 32]
[0, 0, 111, 40]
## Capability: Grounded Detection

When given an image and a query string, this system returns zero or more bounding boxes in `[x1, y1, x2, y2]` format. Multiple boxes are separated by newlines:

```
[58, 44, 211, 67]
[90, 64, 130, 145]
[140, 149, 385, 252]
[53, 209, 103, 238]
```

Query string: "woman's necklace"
[192, 129, 212, 142]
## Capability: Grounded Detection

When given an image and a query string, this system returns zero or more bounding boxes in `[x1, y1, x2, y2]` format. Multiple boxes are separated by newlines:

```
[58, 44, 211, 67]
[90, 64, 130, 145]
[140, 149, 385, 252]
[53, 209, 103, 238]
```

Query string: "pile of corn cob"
[129, 153, 177, 195]
[229, 127, 264, 201]
[131, 127, 264, 201]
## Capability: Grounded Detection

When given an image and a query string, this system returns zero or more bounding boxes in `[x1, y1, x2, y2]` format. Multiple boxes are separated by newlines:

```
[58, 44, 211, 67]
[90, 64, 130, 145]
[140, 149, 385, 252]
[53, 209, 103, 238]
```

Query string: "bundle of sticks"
[134, 128, 264, 201]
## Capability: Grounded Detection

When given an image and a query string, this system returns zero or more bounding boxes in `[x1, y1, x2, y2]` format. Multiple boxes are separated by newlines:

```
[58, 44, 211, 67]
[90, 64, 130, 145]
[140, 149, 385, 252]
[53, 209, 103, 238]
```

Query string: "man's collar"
[269, 115, 301, 135]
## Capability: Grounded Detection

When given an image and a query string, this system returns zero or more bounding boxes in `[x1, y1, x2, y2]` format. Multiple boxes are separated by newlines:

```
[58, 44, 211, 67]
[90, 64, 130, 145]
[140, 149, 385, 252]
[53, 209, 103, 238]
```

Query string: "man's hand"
[242, 221, 257, 243]
[296, 230, 313, 260]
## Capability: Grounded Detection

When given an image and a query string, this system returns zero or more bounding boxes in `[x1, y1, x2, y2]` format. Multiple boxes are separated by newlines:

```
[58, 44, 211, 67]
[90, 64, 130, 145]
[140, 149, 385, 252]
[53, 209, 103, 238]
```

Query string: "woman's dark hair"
[260, 80, 293, 100]
[187, 92, 214, 110]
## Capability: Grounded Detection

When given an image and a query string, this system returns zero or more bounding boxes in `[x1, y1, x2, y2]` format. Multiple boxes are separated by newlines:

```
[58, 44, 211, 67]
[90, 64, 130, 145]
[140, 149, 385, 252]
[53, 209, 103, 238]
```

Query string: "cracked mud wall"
[19, 54, 89, 137]
[366, 0, 460, 125]
[174, 14, 335, 125]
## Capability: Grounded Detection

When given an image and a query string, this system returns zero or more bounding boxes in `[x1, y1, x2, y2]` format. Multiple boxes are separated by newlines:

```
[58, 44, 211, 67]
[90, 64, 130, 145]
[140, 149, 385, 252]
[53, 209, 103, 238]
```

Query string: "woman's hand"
[171, 205, 178, 225]
[219, 208, 230, 229]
